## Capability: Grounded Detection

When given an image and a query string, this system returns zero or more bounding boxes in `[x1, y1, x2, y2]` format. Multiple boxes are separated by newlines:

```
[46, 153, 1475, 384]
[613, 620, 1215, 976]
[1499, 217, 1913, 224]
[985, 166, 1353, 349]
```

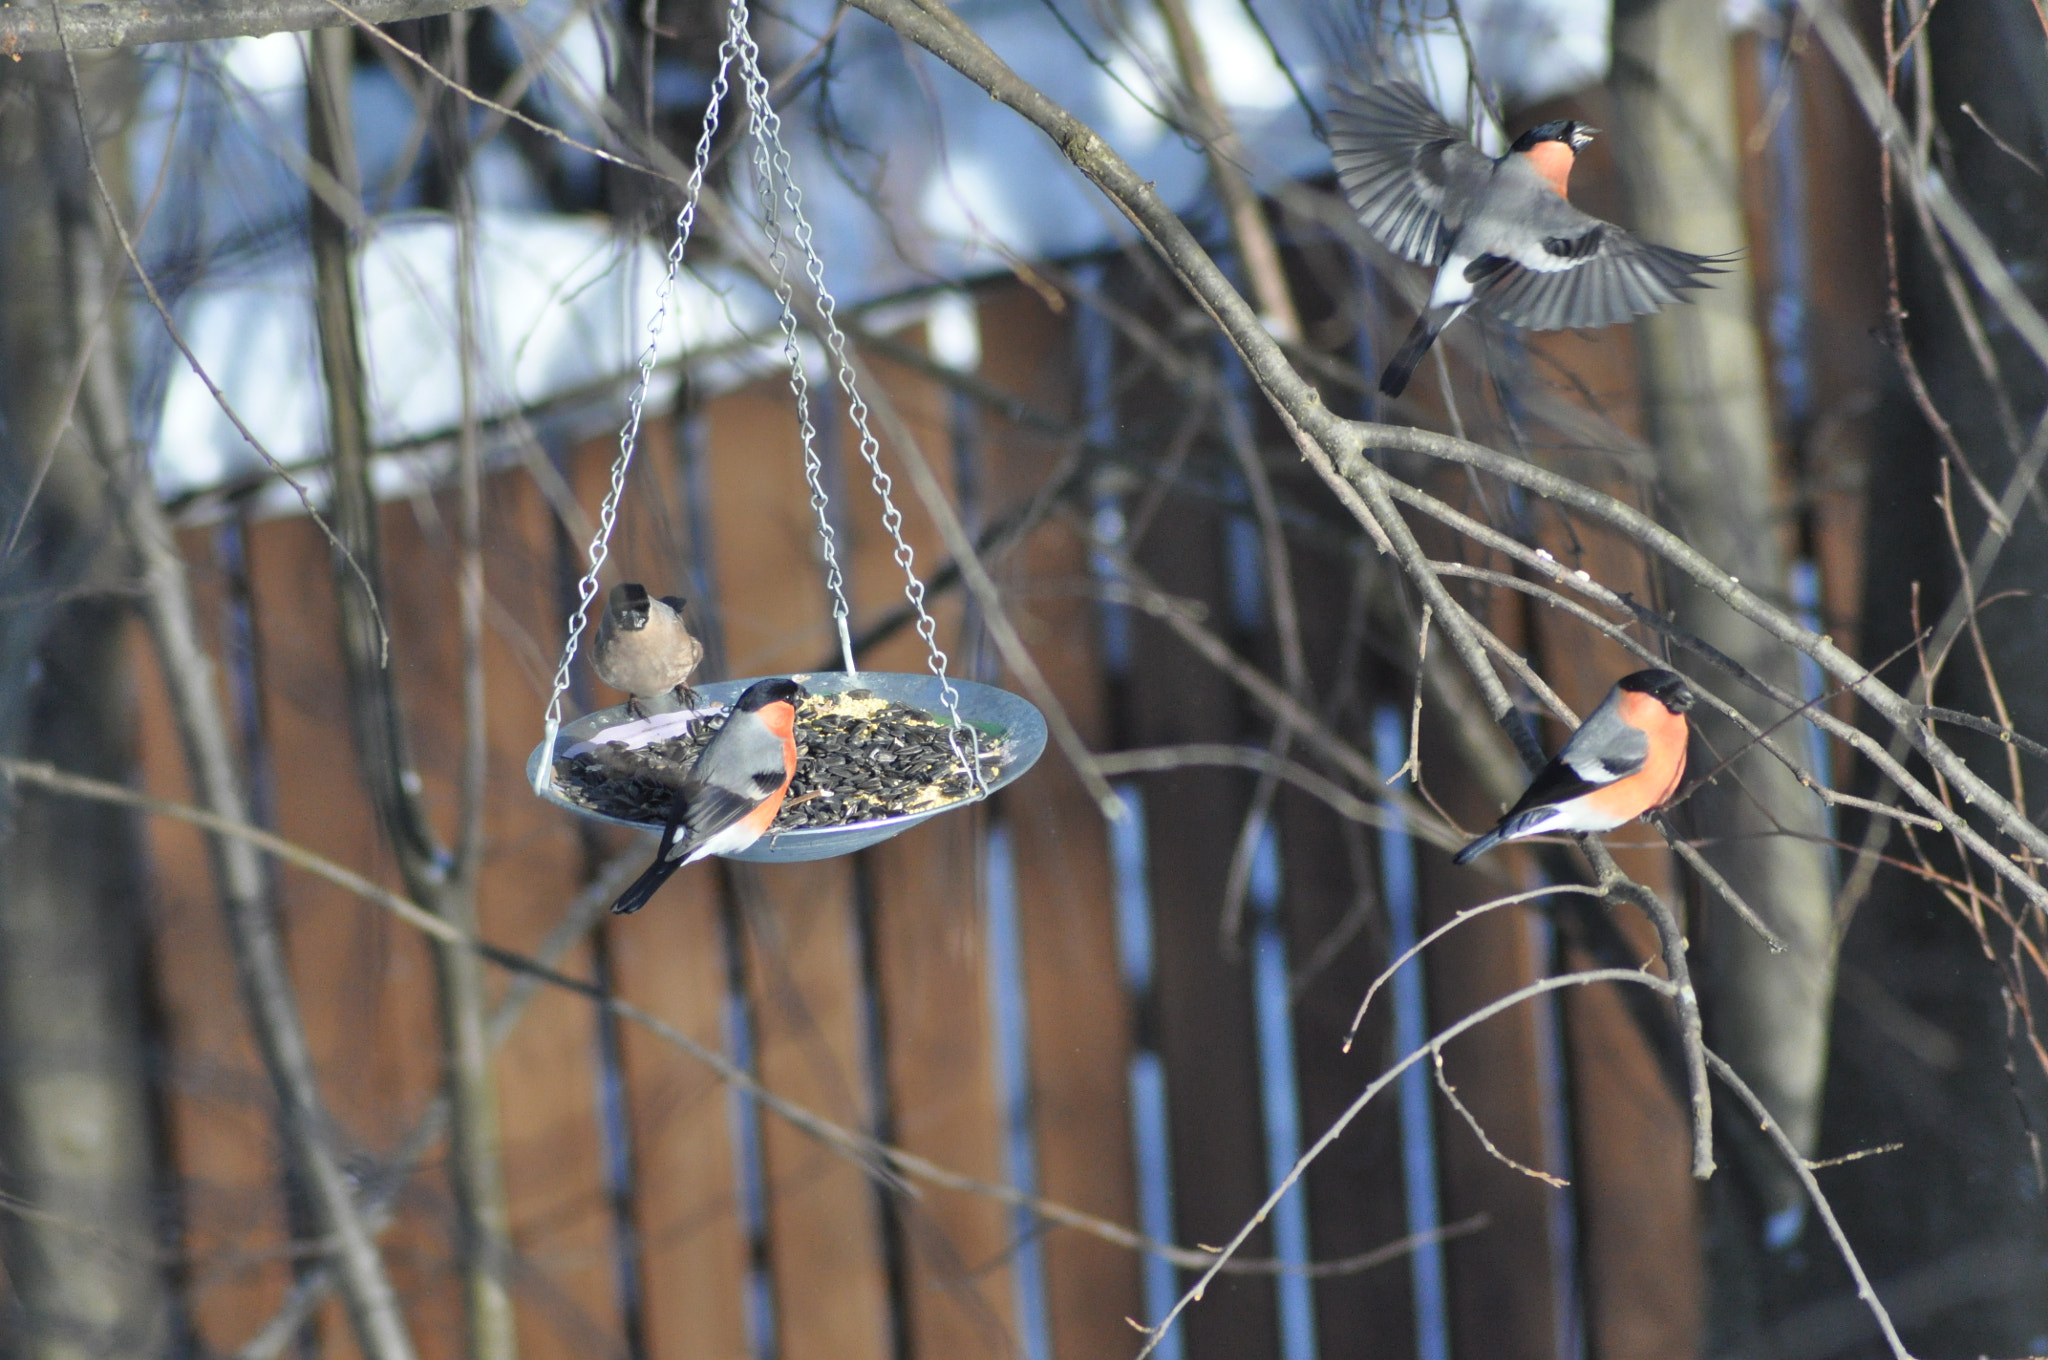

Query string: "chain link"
[539, 0, 985, 802]
[732, 29, 987, 796]
[735, 18, 854, 671]
[532, 5, 739, 794]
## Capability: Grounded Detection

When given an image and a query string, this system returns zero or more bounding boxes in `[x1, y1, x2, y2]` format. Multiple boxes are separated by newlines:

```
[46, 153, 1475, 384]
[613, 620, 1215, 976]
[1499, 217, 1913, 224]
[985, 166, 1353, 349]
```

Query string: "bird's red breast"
[1580, 690, 1689, 823]
[731, 702, 799, 842]
[734, 781, 789, 840]
[1523, 140, 1575, 197]
[753, 699, 801, 836]
[758, 700, 799, 776]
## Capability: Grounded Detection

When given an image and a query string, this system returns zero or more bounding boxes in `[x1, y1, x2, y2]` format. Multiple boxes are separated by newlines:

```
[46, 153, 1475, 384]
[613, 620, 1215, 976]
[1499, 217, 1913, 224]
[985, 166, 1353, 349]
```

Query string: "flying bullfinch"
[610, 677, 806, 915]
[1328, 80, 1728, 397]
[1453, 668, 1695, 865]
[594, 582, 705, 717]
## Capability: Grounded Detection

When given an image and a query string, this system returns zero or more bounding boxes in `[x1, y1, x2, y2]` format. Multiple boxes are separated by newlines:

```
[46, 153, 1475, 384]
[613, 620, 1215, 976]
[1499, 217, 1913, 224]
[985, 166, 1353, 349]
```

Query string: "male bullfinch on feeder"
[611, 678, 806, 915]
[594, 582, 705, 717]
[1453, 668, 1695, 865]
[1327, 80, 1728, 397]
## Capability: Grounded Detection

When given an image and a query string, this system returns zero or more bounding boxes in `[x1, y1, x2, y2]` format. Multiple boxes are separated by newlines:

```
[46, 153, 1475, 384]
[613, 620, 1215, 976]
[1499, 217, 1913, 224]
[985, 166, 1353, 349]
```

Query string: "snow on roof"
[150, 211, 782, 507]
[140, 0, 1611, 503]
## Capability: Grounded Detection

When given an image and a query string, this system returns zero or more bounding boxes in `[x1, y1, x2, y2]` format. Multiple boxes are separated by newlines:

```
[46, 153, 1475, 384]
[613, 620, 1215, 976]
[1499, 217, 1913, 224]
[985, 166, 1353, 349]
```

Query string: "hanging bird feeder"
[526, 0, 1045, 862]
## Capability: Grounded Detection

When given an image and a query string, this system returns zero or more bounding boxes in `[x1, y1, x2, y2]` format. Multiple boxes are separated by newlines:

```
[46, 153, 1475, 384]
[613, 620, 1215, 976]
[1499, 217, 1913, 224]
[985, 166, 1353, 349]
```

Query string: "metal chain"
[538, 0, 986, 802]
[532, 5, 739, 795]
[732, 29, 988, 796]
[735, 19, 854, 673]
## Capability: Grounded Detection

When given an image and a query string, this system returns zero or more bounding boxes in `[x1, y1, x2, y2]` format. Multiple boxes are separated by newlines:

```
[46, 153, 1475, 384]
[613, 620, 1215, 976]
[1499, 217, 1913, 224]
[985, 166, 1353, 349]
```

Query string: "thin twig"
[1596, 863, 1715, 1178]
[5, 757, 1464, 1294]
[1432, 1050, 1569, 1188]
[50, 20, 417, 1355]
[1651, 815, 1789, 954]
[1704, 1050, 1918, 1359]
[1345, 886, 1601, 1050]
[1921, 707, 2048, 765]
[1091, 743, 1462, 852]
[1958, 102, 2045, 177]
[1133, 969, 1681, 1357]
[844, 346, 1127, 822]
[1383, 604, 1431, 786]
[1216, 385, 1308, 953]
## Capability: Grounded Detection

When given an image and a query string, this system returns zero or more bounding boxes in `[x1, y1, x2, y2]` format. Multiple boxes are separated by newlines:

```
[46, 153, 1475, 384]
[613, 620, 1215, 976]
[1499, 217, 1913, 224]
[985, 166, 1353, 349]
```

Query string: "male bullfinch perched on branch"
[594, 582, 705, 717]
[611, 678, 805, 915]
[1328, 80, 1729, 397]
[1453, 669, 1696, 865]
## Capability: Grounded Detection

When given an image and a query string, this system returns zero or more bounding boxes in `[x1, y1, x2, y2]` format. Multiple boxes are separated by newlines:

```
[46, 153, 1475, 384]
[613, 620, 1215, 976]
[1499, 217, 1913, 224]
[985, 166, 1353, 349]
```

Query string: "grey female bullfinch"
[610, 678, 806, 915]
[1328, 80, 1727, 397]
[594, 582, 705, 717]
[1454, 669, 1695, 865]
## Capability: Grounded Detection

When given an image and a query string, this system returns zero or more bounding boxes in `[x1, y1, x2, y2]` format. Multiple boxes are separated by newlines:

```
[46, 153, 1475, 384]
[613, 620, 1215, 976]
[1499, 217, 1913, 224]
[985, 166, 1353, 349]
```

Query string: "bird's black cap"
[732, 677, 806, 712]
[1617, 668, 1695, 714]
[1510, 118, 1598, 154]
[608, 582, 651, 628]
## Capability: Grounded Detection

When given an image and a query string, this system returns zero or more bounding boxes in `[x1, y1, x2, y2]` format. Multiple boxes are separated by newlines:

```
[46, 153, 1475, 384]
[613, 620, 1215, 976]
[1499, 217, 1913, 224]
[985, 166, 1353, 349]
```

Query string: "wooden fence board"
[240, 508, 457, 1360]
[130, 572, 297, 1352]
[830, 333, 1024, 1350]
[1270, 535, 1415, 1360]
[737, 859, 895, 1360]
[1128, 490, 1280, 1360]
[977, 282, 1145, 1358]
[611, 862, 754, 1360]
[1416, 831, 1562, 1360]
[699, 371, 896, 1360]
[587, 416, 757, 1358]
[701, 386, 853, 678]
[985, 502, 1148, 1338]
[867, 811, 1021, 1357]
[1518, 209, 1705, 1360]
[1410, 468, 1570, 1360]
[1796, 32, 1886, 701]
[470, 470, 625, 1358]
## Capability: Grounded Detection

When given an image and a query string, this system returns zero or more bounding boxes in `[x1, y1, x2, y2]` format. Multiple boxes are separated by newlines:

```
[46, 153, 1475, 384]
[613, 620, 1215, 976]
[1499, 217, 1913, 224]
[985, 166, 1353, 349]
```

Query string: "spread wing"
[1476, 226, 1730, 330]
[1327, 80, 1491, 266]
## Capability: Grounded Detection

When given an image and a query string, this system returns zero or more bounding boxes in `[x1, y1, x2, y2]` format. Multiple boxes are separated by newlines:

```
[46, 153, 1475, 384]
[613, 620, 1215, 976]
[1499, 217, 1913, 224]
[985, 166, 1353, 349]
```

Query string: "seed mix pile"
[554, 689, 998, 831]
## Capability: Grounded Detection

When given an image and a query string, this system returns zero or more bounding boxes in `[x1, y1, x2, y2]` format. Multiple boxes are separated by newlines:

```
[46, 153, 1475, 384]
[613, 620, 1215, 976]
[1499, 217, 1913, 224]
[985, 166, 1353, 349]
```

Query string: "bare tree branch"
[304, 29, 513, 1355]
[2, 0, 497, 54]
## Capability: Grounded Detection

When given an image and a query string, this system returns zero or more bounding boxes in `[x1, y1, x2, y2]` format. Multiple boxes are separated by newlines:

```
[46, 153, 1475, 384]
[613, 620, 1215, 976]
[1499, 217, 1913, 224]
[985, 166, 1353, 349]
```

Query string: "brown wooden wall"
[118, 279, 1678, 1360]
[118, 27, 1882, 1339]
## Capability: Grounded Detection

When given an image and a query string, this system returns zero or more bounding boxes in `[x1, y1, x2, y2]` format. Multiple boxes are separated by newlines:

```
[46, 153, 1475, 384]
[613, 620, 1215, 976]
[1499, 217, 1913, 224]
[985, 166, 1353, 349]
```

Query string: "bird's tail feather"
[1379, 313, 1442, 397]
[610, 858, 677, 915]
[1451, 827, 1505, 866]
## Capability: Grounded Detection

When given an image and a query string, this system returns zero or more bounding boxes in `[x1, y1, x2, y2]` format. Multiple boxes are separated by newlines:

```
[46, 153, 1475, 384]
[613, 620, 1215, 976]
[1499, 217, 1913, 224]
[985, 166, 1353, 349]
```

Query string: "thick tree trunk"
[1608, 0, 1839, 1333]
[0, 50, 172, 1360]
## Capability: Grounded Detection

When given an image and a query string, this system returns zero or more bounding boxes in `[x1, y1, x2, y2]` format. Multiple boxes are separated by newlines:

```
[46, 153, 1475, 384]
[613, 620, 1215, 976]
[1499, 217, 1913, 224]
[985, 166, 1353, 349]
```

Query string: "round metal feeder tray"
[528, 672, 1047, 862]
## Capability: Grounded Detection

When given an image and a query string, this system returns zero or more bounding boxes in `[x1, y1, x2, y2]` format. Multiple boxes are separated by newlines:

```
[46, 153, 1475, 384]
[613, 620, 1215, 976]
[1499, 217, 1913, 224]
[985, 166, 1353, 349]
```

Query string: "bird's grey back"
[1458, 154, 1600, 247]
[692, 707, 789, 797]
[1557, 685, 1649, 781]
